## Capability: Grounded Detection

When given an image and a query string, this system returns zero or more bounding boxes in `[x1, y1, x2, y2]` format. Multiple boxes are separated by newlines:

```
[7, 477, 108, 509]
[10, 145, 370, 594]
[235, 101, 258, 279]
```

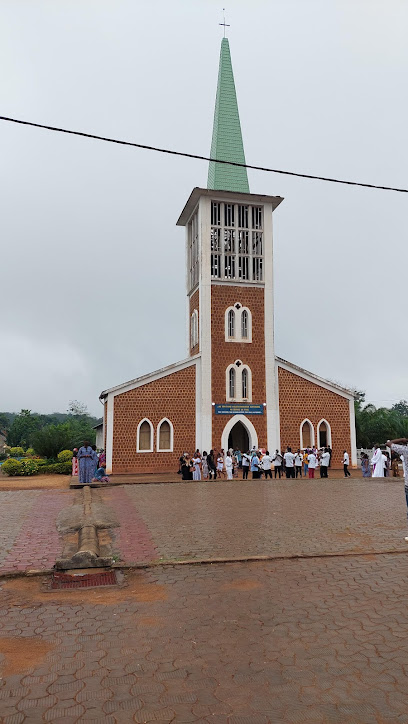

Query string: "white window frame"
[190, 309, 198, 349]
[137, 418, 154, 453]
[157, 417, 174, 452]
[300, 419, 315, 449]
[226, 362, 252, 402]
[317, 419, 332, 449]
[225, 304, 252, 343]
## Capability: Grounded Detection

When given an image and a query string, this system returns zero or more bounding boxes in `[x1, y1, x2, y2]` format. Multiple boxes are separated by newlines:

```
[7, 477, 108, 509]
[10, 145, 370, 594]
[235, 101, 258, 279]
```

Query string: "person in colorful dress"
[77, 441, 98, 485]
[361, 453, 370, 477]
[72, 448, 79, 477]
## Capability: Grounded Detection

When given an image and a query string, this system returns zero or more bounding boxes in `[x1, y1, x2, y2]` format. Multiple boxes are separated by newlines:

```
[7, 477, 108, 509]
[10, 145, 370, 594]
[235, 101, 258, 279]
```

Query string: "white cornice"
[275, 357, 354, 400]
[100, 354, 201, 399]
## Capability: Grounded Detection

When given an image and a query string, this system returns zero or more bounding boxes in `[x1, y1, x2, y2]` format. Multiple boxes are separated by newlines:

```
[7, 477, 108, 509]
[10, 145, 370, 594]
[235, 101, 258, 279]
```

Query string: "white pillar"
[264, 203, 280, 452]
[105, 393, 114, 474]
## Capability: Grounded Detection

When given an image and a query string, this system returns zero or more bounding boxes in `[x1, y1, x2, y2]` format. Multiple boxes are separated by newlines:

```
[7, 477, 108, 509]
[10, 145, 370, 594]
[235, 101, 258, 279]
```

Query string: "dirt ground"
[0, 472, 70, 490]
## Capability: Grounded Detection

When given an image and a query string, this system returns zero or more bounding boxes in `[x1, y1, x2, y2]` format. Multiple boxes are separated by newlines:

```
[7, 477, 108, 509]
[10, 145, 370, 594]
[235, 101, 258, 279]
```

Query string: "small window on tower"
[229, 368, 235, 399]
[242, 368, 248, 399]
[241, 310, 248, 338]
[224, 255, 236, 279]
[228, 309, 235, 338]
[211, 254, 221, 278]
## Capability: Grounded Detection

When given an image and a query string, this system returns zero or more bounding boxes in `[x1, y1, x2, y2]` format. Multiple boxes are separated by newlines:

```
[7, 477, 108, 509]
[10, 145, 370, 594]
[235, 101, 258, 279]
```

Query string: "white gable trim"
[100, 354, 200, 399]
[276, 357, 354, 400]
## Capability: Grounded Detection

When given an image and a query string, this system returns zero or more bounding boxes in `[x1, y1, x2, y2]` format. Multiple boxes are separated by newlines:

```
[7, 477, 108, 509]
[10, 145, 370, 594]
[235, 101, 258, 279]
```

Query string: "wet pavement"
[1, 555, 408, 723]
[1, 479, 408, 722]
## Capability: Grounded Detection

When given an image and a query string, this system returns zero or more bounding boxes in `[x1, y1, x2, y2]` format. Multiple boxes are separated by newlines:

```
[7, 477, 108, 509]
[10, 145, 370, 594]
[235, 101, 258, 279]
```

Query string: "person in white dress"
[371, 445, 385, 477]
[225, 451, 233, 480]
[307, 451, 316, 478]
[192, 454, 202, 481]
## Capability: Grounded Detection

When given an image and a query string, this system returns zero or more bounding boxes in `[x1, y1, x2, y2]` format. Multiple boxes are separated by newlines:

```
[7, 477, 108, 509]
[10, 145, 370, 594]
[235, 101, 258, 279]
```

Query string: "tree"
[392, 400, 408, 417]
[68, 400, 88, 417]
[7, 410, 41, 448]
[32, 420, 96, 459]
[0, 414, 10, 432]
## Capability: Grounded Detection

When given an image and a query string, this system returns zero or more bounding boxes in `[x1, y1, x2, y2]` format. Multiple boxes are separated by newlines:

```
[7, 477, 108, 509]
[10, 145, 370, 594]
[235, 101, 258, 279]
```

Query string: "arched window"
[317, 419, 331, 448]
[242, 368, 248, 399]
[229, 368, 235, 399]
[137, 418, 153, 452]
[157, 418, 173, 452]
[300, 419, 314, 449]
[228, 309, 235, 338]
[241, 310, 248, 339]
[226, 363, 252, 402]
[190, 310, 198, 349]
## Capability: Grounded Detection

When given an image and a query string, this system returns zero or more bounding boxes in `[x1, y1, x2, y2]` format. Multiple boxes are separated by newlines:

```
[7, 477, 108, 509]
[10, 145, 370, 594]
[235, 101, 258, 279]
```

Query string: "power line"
[1, 114, 407, 194]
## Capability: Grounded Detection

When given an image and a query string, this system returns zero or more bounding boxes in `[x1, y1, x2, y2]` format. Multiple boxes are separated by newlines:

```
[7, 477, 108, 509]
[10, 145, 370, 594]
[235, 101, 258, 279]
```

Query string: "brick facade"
[189, 288, 199, 356]
[111, 365, 196, 473]
[278, 366, 352, 468]
[211, 284, 267, 450]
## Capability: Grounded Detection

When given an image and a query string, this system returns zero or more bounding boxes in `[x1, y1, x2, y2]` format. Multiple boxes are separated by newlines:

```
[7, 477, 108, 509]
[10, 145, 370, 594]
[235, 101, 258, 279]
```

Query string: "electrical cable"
[0, 114, 407, 194]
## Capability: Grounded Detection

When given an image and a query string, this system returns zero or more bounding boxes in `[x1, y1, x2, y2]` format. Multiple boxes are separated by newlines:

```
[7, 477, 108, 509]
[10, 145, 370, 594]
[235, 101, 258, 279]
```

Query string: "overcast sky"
[1, 0, 407, 416]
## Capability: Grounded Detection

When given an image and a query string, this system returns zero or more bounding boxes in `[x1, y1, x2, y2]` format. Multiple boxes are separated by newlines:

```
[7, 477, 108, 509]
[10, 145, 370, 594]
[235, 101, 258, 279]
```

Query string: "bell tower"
[177, 37, 283, 454]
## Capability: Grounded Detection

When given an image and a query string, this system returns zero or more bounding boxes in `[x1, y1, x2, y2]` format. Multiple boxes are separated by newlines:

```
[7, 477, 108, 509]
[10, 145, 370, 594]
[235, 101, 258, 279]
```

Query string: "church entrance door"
[228, 421, 249, 452]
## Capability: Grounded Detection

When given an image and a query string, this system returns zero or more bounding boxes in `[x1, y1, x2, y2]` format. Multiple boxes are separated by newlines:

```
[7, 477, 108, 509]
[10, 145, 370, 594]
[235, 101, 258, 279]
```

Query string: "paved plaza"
[1, 479, 408, 722]
[0, 479, 407, 575]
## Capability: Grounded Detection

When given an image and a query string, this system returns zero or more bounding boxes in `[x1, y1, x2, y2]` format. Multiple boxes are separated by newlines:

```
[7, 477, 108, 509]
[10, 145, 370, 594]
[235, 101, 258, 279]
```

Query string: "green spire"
[207, 37, 250, 193]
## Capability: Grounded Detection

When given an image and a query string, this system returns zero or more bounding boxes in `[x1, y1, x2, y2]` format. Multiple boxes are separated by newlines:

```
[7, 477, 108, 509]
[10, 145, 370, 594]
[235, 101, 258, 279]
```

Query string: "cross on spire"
[219, 8, 230, 37]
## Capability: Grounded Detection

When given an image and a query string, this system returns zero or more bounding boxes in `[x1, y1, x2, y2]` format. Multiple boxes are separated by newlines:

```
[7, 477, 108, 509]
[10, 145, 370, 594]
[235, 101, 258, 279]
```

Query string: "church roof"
[207, 37, 250, 193]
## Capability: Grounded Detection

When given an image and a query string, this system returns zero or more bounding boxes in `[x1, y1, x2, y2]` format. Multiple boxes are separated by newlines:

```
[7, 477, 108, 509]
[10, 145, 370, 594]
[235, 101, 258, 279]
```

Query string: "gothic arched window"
[137, 419, 153, 452]
[242, 368, 248, 399]
[157, 419, 173, 452]
[229, 368, 236, 399]
[228, 309, 235, 338]
[241, 310, 248, 339]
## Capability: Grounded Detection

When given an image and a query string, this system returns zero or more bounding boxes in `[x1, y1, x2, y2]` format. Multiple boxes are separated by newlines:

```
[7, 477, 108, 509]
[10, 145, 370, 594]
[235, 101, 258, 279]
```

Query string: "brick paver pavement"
[102, 479, 408, 565]
[0, 490, 73, 574]
[1, 555, 408, 722]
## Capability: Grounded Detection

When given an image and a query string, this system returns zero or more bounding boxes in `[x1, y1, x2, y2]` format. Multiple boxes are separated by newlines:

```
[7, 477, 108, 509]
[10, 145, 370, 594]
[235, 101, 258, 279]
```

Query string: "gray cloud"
[1, 0, 407, 415]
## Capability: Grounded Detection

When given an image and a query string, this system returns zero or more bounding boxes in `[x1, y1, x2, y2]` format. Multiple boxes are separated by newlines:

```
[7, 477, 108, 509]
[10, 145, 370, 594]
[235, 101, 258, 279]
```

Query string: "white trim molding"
[137, 418, 154, 453]
[349, 399, 358, 466]
[276, 357, 354, 400]
[317, 419, 332, 448]
[300, 418, 315, 449]
[157, 417, 174, 452]
[100, 355, 200, 400]
[221, 414, 259, 453]
[105, 393, 114, 474]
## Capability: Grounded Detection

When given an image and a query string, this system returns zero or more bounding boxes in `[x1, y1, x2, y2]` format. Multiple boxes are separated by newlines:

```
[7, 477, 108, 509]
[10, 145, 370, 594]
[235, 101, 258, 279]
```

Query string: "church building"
[100, 38, 357, 473]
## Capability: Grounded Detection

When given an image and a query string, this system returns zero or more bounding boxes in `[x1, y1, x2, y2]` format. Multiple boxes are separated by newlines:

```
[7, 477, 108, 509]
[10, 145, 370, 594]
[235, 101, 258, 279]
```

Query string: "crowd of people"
[72, 442, 109, 485]
[178, 446, 338, 480]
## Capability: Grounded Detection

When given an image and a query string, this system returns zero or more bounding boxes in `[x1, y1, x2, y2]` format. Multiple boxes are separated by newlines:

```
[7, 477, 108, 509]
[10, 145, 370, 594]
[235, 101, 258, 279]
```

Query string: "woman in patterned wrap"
[77, 441, 98, 485]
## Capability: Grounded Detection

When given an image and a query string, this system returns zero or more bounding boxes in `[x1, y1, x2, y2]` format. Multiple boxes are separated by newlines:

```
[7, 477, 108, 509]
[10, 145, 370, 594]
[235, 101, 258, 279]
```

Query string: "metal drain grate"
[51, 570, 118, 589]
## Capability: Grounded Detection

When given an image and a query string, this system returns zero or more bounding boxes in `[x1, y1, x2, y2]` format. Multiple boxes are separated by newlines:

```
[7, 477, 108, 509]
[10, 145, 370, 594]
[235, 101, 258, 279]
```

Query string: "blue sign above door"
[214, 404, 264, 415]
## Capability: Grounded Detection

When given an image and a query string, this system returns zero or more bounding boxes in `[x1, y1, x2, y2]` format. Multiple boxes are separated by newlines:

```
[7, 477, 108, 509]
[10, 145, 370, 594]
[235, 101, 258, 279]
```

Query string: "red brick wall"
[278, 366, 352, 467]
[189, 288, 199, 356]
[211, 284, 267, 450]
[112, 365, 196, 473]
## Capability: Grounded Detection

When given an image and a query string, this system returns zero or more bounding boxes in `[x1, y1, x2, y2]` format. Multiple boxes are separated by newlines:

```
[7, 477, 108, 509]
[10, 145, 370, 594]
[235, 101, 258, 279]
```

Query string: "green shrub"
[20, 459, 39, 476]
[2, 459, 23, 476]
[9, 446, 25, 458]
[0, 453, 7, 461]
[25, 448, 36, 457]
[41, 462, 72, 475]
[58, 449, 73, 463]
[35, 459, 48, 467]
